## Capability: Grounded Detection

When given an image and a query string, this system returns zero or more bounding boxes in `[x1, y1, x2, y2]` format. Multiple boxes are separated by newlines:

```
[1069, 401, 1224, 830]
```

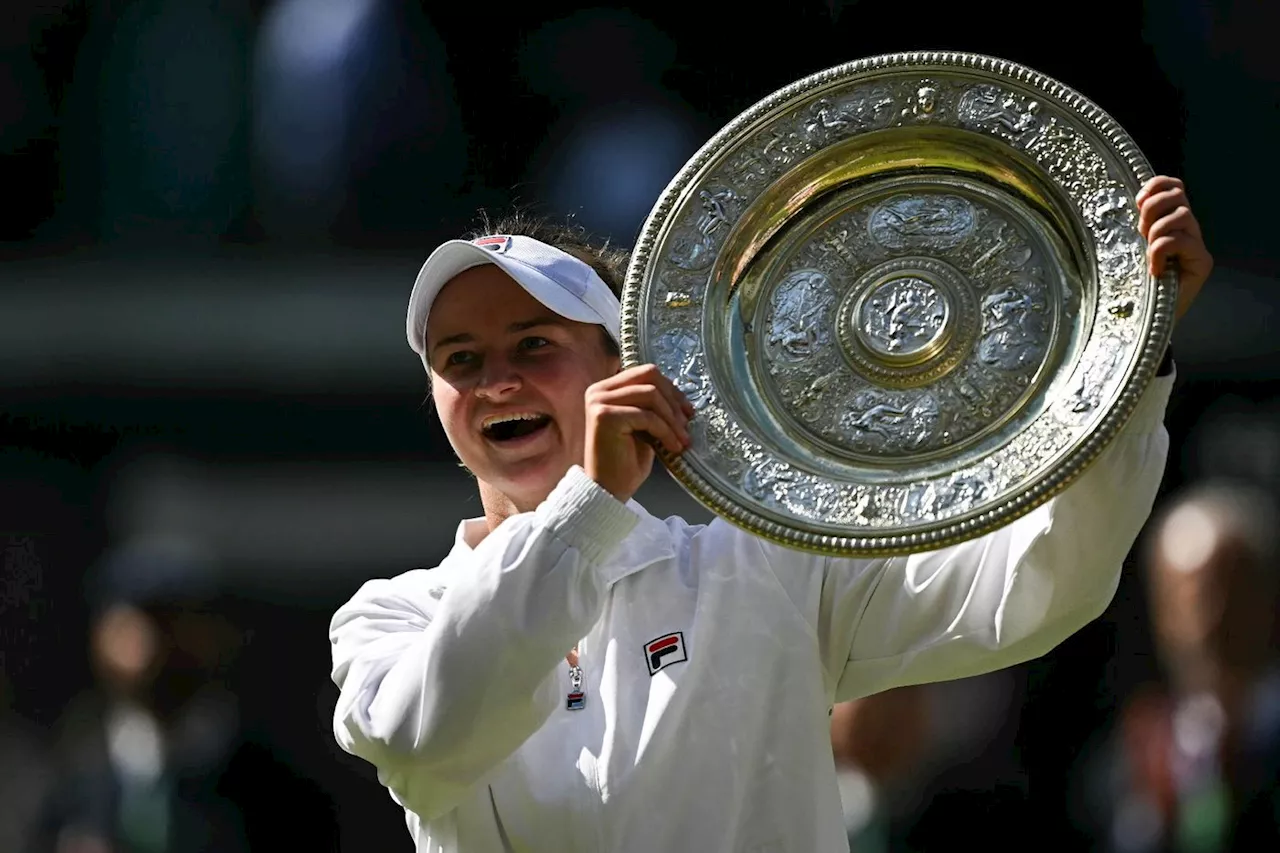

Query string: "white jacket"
[331, 374, 1173, 852]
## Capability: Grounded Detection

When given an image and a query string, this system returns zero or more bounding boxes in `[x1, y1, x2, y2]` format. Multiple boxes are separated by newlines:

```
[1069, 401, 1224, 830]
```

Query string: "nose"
[474, 356, 522, 400]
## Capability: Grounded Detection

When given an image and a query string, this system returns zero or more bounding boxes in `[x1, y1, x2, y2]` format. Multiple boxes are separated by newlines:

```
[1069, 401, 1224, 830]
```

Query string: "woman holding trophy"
[330, 54, 1212, 852]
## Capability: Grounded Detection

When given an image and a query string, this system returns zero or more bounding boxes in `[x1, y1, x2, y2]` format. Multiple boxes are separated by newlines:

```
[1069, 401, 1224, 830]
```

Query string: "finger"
[597, 363, 657, 391]
[1137, 188, 1192, 239]
[598, 404, 686, 454]
[594, 383, 690, 444]
[1147, 206, 1202, 246]
[1135, 175, 1184, 206]
[630, 364, 694, 421]
[1147, 233, 1194, 277]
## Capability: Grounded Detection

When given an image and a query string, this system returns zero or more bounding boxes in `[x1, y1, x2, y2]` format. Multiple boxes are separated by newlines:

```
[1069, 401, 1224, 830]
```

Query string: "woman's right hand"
[583, 364, 694, 503]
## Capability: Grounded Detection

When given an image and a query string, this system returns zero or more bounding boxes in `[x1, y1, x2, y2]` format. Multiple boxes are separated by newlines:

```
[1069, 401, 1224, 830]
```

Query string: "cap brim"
[407, 240, 619, 359]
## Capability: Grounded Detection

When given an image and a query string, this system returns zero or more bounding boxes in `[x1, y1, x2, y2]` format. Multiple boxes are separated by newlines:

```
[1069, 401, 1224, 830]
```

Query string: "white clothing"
[331, 374, 1173, 852]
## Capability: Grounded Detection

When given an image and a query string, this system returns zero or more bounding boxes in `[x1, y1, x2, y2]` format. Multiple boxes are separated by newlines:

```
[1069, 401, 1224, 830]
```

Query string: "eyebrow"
[430, 315, 569, 353]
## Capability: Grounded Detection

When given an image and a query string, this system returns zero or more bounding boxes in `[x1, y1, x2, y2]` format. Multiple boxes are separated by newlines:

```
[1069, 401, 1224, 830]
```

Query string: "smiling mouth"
[482, 414, 553, 443]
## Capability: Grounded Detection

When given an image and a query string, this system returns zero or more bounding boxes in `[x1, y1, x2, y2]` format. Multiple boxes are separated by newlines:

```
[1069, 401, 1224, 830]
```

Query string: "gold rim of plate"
[621, 51, 1176, 557]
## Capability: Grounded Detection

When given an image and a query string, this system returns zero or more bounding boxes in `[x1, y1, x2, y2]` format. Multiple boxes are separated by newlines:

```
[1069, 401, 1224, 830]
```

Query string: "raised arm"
[816, 372, 1173, 702]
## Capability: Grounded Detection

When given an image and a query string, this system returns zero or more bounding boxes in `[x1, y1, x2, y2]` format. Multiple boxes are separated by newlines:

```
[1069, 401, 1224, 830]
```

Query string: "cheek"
[431, 386, 470, 443]
[540, 367, 594, 430]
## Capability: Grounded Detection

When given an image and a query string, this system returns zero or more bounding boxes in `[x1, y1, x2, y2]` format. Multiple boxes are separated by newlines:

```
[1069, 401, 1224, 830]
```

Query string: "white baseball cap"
[406, 234, 622, 366]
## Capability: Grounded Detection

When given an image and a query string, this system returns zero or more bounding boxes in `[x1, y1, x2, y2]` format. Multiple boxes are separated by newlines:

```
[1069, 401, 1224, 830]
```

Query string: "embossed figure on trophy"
[811, 485, 873, 525]
[1092, 188, 1134, 243]
[849, 401, 911, 438]
[1090, 187, 1142, 278]
[803, 98, 849, 141]
[697, 188, 738, 239]
[842, 392, 939, 453]
[742, 458, 796, 506]
[803, 87, 896, 143]
[864, 278, 947, 355]
[768, 270, 834, 361]
[655, 330, 715, 410]
[958, 85, 1041, 136]
[726, 147, 772, 186]
[1069, 338, 1123, 413]
[760, 128, 802, 169]
[668, 187, 742, 272]
[978, 283, 1050, 371]
[856, 86, 897, 128]
[901, 82, 941, 122]
[869, 195, 975, 250]
[902, 471, 992, 519]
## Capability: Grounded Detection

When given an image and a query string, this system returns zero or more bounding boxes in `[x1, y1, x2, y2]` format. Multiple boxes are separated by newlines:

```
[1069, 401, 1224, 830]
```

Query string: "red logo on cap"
[473, 235, 512, 253]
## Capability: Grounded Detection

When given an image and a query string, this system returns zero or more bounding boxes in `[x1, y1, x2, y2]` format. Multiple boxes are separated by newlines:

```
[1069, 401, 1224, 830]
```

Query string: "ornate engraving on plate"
[668, 187, 745, 272]
[840, 389, 941, 455]
[900, 469, 994, 519]
[977, 278, 1051, 371]
[802, 85, 897, 144]
[756, 189, 1052, 461]
[900, 79, 948, 122]
[957, 84, 1041, 136]
[653, 329, 715, 410]
[742, 457, 798, 507]
[1088, 187, 1142, 280]
[766, 269, 836, 362]
[834, 254, 976, 386]
[1069, 335, 1125, 414]
[625, 52, 1172, 556]
[868, 194, 976, 251]
[858, 276, 950, 360]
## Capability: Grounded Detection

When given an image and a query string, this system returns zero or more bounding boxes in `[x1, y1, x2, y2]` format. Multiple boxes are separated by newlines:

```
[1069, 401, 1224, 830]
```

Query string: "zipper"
[566, 643, 586, 711]
[570, 638, 607, 851]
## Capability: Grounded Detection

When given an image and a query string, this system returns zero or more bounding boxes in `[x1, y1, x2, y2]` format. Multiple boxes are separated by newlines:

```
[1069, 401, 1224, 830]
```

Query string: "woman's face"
[426, 265, 619, 511]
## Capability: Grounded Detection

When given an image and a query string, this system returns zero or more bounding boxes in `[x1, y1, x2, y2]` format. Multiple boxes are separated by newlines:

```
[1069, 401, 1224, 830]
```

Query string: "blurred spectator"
[831, 685, 932, 851]
[1075, 481, 1280, 852]
[28, 536, 339, 853]
[831, 672, 1023, 851]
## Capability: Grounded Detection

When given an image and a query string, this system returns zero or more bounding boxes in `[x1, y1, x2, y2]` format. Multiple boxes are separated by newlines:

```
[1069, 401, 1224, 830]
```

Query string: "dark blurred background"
[2, 1, 1278, 850]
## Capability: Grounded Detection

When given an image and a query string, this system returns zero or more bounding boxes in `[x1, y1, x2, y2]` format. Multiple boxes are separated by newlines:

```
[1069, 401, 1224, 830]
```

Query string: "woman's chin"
[482, 458, 575, 511]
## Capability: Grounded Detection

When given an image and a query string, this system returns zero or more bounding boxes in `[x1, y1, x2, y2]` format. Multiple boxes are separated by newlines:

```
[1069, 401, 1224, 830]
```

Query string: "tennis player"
[330, 175, 1209, 851]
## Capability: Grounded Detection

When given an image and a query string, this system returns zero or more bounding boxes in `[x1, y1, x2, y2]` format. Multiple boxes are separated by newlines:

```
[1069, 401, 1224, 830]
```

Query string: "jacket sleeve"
[329, 466, 637, 821]
[763, 373, 1173, 704]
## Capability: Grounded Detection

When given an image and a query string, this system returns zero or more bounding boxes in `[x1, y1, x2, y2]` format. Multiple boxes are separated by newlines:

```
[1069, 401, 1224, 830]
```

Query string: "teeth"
[482, 413, 546, 430]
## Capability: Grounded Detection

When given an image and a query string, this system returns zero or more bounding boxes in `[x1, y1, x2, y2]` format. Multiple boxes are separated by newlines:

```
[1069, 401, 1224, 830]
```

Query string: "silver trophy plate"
[621, 51, 1176, 556]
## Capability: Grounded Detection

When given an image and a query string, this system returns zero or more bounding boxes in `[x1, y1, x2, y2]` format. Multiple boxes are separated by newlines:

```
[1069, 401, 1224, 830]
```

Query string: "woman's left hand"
[1136, 175, 1213, 321]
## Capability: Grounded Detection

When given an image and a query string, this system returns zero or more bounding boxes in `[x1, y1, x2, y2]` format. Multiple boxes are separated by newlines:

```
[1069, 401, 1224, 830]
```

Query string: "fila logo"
[473, 235, 512, 253]
[644, 632, 687, 676]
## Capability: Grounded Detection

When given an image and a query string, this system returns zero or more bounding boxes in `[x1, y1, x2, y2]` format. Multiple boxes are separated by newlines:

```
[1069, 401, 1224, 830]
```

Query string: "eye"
[443, 350, 475, 367]
[518, 336, 551, 351]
